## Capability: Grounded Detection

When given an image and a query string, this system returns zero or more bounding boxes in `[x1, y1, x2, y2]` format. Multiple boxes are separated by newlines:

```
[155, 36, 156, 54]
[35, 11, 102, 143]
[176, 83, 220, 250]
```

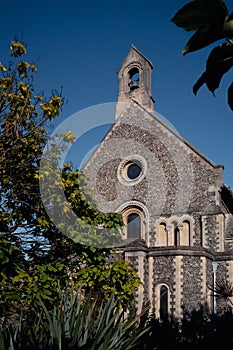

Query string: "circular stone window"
[118, 156, 146, 185]
[125, 161, 141, 179]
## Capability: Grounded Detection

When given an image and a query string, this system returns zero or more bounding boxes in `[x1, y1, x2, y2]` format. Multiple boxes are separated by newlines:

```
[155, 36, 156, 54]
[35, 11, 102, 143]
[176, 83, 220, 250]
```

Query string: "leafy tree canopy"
[0, 40, 141, 318]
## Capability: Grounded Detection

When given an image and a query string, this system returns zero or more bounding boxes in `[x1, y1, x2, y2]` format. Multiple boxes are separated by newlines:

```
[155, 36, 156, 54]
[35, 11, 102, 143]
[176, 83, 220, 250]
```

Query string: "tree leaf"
[228, 81, 233, 111]
[223, 13, 233, 37]
[193, 72, 207, 95]
[171, 0, 228, 32]
[171, 1, 208, 31]
[193, 43, 233, 95]
[182, 24, 225, 55]
[205, 43, 233, 93]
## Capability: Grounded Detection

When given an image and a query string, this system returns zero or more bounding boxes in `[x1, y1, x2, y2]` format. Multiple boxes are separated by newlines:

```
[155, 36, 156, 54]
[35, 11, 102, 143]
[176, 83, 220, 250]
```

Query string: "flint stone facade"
[84, 45, 233, 318]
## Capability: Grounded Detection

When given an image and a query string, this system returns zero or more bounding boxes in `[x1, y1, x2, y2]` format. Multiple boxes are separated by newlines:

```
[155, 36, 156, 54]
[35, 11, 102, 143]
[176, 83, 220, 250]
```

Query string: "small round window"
[126, 162, 141, 179]
[118, 155, 146, 185]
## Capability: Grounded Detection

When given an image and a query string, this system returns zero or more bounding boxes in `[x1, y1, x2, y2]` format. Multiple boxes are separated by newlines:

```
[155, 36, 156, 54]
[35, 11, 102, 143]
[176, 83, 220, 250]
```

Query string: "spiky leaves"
[209, 279, 233, 307]
[0, 290, 150, 350]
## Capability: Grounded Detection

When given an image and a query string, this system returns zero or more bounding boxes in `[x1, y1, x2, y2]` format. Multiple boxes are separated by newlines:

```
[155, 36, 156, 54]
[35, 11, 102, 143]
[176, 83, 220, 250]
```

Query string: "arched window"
[158, 222, 167, 246]
[160, 285, 168, 320]
[168, 221, 180, 246]
[127, 213, 141, 239]
[120, 202, 148, 242]
[181, 220, 190, 246]
[128, 67, 140, 91]
[174, 225, 180, 247]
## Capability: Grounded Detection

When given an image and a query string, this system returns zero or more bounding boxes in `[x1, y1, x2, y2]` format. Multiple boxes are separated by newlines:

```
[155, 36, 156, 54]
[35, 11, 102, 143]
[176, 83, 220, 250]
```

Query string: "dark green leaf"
[171, 0, 228, 32]
[228, 81, 233, 111]
[223, 15, 233, 37]
[171, 1, 209, 31]
[205, 43, 233, 93]
[193, 72, 207, 95]
[182, 24, 225, 55]
[193, 43, 233, 95]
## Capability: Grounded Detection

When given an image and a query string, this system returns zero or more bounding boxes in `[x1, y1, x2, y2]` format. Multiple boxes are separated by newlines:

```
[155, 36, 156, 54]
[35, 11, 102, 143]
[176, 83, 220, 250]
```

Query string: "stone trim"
[217, 214, 225, 252]
[117, 200, 150, 244]
[155, 215, 194, 247]
[117, 154, 147, 186]
[154, 282, 171, 319]
[201, 257, 208, 308]
[148, 256, 154, 312]
[174, 256, 183, 319]
[125, 251, 146, 313]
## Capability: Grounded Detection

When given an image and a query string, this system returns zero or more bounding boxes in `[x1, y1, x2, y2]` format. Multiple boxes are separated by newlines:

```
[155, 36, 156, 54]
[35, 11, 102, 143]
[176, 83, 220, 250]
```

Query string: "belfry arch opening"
[128, 67, 140, 91]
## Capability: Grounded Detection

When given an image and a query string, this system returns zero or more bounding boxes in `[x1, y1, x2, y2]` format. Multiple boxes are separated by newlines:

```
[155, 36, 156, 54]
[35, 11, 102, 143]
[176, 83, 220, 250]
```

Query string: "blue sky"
[1, 0, 233, 189]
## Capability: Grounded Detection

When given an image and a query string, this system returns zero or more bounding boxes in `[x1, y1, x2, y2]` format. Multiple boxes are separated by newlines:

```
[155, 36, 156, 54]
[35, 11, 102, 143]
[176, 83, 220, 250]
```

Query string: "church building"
[84, 45, 233, 319]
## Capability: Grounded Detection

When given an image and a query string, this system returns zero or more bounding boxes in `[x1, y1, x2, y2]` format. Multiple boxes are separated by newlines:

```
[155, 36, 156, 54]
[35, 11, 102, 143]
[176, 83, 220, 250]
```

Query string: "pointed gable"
[117, 45, 154, 110]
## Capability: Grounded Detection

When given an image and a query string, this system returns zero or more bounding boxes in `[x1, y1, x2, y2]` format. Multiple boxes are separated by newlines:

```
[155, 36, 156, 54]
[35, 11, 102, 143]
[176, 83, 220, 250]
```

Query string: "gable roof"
[83, 99, 223, 172]
[118, 44, 153, 73]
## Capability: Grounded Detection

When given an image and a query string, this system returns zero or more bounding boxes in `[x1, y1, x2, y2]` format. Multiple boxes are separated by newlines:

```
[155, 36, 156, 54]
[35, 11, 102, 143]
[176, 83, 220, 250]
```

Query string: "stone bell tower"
[84, 45, 233, 318]
[117, 44, 155, 111]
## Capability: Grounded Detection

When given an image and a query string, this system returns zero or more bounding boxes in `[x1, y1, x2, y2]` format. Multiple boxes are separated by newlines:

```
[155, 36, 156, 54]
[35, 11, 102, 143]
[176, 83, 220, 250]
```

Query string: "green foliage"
[0, 40, 142, 327]
[2, 295, 233, 350]
[0, 290, 150, 350]
[193, 42, 233, 95]
[171, 0, 233, 110]
[171, 0, 232, 54]
[0, 39, 64, 247]
[76, 249, 142, 308]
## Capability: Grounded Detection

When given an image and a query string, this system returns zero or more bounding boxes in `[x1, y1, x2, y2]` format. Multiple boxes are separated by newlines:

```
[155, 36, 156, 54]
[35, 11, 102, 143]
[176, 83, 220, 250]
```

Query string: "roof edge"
[132, 99, 223, 169]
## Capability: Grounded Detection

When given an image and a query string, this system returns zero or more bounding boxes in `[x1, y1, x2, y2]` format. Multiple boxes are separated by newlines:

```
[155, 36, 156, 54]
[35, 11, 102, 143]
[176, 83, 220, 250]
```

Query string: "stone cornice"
[121, 244, 233, 261]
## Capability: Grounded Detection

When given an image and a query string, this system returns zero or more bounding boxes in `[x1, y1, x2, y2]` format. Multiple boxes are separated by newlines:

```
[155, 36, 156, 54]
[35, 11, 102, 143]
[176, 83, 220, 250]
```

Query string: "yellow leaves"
[10, 41, 26, 57]
[0, 62, 7, 71]
[17, 61, 29, 77]
[40, 103, 53, 117]
[40, 96, 62, 119]
[50, 96, 62, 110]
[35, 95, 44, 102]
[18, 81, 30, 99]
[30, 63, 37, 72]
[7, 92, 15, 99]
[63, 163, 73, 171]
[18, 81, 28, 93]
[17, 62, 37, 77]
[61, 131, 76, 143]
[0, 77, 12, 90]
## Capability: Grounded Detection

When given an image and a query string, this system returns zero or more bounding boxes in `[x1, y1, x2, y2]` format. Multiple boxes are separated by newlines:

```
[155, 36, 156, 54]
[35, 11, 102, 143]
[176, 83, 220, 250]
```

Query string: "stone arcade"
[84, 45, 233, 319]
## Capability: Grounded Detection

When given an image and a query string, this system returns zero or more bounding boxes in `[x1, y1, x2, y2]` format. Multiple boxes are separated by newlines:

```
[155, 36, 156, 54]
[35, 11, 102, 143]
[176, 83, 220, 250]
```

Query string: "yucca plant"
[40, 291, 150, 349]
[209, 279, 233, 308]
[0, 290, 150, 350]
